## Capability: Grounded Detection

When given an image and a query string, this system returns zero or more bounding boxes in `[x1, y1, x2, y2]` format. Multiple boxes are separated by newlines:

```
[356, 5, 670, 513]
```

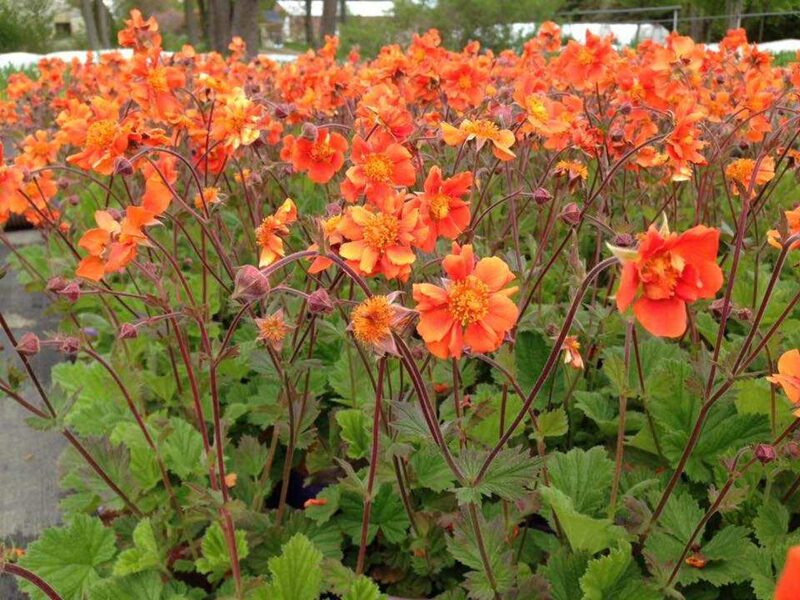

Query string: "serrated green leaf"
[343, 576, 386, 600]
[336, 408, 371, 459]
[409, 444, 456, 492]
[304, 485, 341, 524]
[89, 570, 163, 600]
[266, 533, 323, 600]
[540, 548, 589, 600]
[19, 514, 117, 600]
[339, 484, 410, 545]
[535, 407, 568, 440]
[540, 487, 628, 554]
[113, 518, 161, 576]
[547, 447, 613, 516]
[195, 522, 250, 582]
[163, 417, 205, 479]
[580, 542, 659, 600]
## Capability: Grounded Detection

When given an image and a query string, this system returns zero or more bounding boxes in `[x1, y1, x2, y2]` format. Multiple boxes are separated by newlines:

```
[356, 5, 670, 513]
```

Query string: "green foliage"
[265, 534, 323, 600]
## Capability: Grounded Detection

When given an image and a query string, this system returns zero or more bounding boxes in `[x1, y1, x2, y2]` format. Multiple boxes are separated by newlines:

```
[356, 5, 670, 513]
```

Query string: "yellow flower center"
[448, 275, 490, 326]
[429, 193, 451, 220]
[322, 214, 342, 236]
[351, 296, 393, 345]
[578, 48, 594, 65]
[363, 153, 393, 182]
[256, 216, 279, 247]
[725, 159, 755, 184]
[310, 139, 335, 162]
[464, 119, 499, 140]
[458, 75, 472, 89]
[147, 68, 169, 93]
[362, 212, 400, 250]
[526, 97, 548, 122]
[258, 315, 289, 344]
[85, 119, 117, 149]
[638, 251, 685, 300]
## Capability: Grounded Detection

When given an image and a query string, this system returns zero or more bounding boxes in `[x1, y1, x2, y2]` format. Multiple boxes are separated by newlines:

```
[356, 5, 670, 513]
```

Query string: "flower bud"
[113, 156, 134, 177]
[301, 122, 318, 140]
[118, 323, 139, 340]
[307, 289, 334, 315]
[612, 233, 636, 248]
[68, 194, 80, 206]
[46, 276, 68, 293]
[274, 103, 293, 119]
[754, 443, 776, 464]
[58, 282, 82, 303]
[559, 203, 581, 226]
[736, 307, 753, 322]
[231, 265, 270, 302]
[59, 336, 80, 356]
[81, 327, 98, 339]
[618, 102, 632, 115]
[532, 187, 552, 205]
[710, 298, 731, 320]
[16, 332, 40, 356]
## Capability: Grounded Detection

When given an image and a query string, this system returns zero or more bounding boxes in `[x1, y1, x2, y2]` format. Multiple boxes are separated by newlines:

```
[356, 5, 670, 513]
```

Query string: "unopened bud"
[736, 307, 753, 322]
[532, 187, 552, 205]
[231, 265, 270, 302]
[307, 289, 334, 315]
[16, 332, 40, 356]
[559, 203, 581, 226]
[46, 276, 68, 293]
[612, 233, 636, 248]
[754, 443, 776, 464]
[58, 282, 81, 303]
[118, 323, 139, 339]
[274, 103, 293, 119]
[619, 102, 632, 115]
[710, 298, 731, 320]
[113, 156, 134, 177]
[301, 122, 318, 140]
[59, 336, 80, 356]
[69, 194, 80, 206]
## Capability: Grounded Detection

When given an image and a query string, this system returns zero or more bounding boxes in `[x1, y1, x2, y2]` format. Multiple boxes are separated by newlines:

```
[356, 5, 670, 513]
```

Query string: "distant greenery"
[0, 0, 54, 53]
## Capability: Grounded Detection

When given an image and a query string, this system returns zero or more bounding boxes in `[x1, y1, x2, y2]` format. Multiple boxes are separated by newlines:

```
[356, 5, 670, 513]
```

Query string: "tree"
[321, 0, 338, 39]
[0, 0, 53, 53]
[79, 0, 112, 49]
[305, 0, 314, 46]
[203, 0, 260, 54]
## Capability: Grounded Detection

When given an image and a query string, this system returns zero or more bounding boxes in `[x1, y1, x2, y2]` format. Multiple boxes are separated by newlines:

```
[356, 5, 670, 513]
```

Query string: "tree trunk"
[208, 0, 233, 52]
[320, 0, 337, 39]
[339, 0, 346, 23]
[80, 0, 101, 50]
[726, 0, 743, 30]
[688, 3, 703, 41]
[232, 0, 261, 56]
[96, 0, 111, 48]
[185, 0, 200, 46]
[305, 0, 314, 47]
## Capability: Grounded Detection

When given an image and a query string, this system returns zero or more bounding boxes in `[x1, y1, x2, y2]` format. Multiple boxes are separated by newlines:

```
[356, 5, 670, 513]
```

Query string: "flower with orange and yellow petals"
[340, 131, 416, 204]
[441, 119, 516, 162]
[292, 129, 348, 184]
[767, 205, 800, 250]
[408, 166, 472, 253]
[0, 143, 24, 225]
[64, 99, 131, 176]
[610, 219, 723, 338]
[775, 546, 800, 600]
[255, 310, 292, 351]
[308, 214, 344, 274]
[117, 9, 161, 50]
[767, 349, 800, 416]
[725, 156, 775, 196]
[349, 292, 414, 356]
[337, 192, 426, 281]
[193, 187, 224, 211]
[18, 130, 60, 169]
[256, 199, 297, 268]
[413, 243, 518, 359]
[130, 53, 186, 122]
[212, 88, 265, 150]
[561, 336, 584, 370]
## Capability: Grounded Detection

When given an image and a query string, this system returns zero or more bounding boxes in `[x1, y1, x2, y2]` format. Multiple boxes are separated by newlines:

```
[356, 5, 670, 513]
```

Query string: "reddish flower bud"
[46, 276, 68, 293]
[710, 298, 731, 320]
[612, 233, 636, 248]
[231, 265, 270, 302]
[118, 323, 139, 340]
[113, 156, 134, 176]
[274, 103, 293, 119]
[737, 307, 753, 322]
[59, 337, 80, 356]
[532, 187, 552, 205]
[301, 122, 318, 140]
[58, 282, 81, 303]
[560, 203, 581, 226]
[307, 289, 334, 315]
[755, 443, 777, 464]
[16, 332, 40, 356]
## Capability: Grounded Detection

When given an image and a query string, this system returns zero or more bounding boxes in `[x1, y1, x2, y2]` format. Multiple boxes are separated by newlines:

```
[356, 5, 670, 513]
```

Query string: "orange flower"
[441, 119, 515, 162]
[65, 99, 131, 176]
[349, 292, 414, 355]
[561, 336, 584, 370]
[291, 129, 348, 184]
[255, 309, 291, 351]
[413, 243, 518, 359]
[337, 192, 426, 281]
[0, 143, 24, 225]
[18, 130, 60, 169]
[775, 545, 800, 600]
[408, 166, 472, 252]
[725, 156, 775, 196]
[76, 208, 157, 280]
[340, 131, 416, 204]
[130, 53, 185, 122]
[554, 160, 588, 191]
[304, 497, 328, 508]
[308, 214, 345, 274]
[610, 219, 723, 338]
[193, 186, 224, 211]
[767, 205, 800, 250]
[212, 88, 264, 150]
[118, 9, 161, 50]
[767, 349, 800, 416]
[255, 199, 297, 267]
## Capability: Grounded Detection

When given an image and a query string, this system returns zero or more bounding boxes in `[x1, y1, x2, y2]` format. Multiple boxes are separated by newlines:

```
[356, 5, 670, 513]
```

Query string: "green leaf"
[113, 518, 161, 576]
[329, 350, 374, 407]
[266, 533, 324, 600]
[336, 408, 371, 459]
[409, 444, 456, 492]
[456, 446, 540, 504]
[19, 514, 117, 600]
[195, 522, 250, 582]
[467, 384, 521, 447]
[89, 571, 163, 600]
[389, 400, 433, 441]
[534, 407, 568, 440]
[515, 330, 561, 397]
[540, 548, 589, 600]
[447, 512, 514, 599]
[343, 576, 386, 600]
[540, 487, 628, 554]
[52, 361, 130, 436]
[579, 543, 659, 600]
[339, 484, 410, 545]
[547, 447, 613, 516]
[304, 485, 341, 524]
[163, 417, 205, 479]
